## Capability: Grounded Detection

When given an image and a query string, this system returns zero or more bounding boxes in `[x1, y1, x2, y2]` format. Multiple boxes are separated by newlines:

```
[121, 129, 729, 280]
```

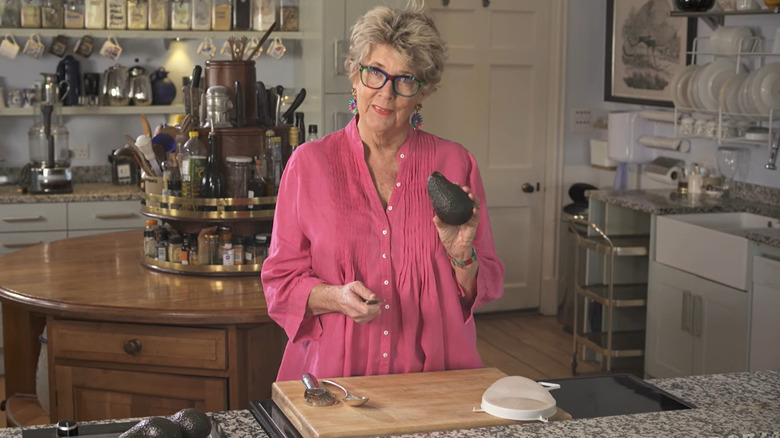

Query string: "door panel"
[426, 0, 557, 310]
[694, 278, 748, 375]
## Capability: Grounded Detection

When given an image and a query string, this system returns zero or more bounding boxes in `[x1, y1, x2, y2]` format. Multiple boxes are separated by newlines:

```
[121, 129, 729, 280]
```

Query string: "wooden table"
[0, 230, 285, 425]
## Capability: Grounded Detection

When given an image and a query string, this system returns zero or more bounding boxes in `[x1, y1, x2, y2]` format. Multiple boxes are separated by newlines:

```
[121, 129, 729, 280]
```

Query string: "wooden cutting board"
[271, 367, 571, 438]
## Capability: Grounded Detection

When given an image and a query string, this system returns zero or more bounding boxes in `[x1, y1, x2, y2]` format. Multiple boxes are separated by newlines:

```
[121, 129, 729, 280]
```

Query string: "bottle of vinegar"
[200, 124, 224, 199]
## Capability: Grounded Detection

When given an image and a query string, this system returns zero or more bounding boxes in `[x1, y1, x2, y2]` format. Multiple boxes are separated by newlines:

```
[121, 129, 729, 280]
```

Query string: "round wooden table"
[0, 231, 285, 424]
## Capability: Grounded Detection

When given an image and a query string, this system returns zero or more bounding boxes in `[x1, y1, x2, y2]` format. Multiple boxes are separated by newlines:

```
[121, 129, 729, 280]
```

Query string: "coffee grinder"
[28, 102, 73, 194]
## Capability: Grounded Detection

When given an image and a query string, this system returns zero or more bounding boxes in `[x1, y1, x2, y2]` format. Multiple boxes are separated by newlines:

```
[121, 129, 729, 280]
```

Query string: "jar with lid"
[242, 236, 255, 264]
[170, 0, 190, 29]
[232, 239, 243, 265]
[251, 0, 274, 31]
[204, 85, 233, 128]
[41, 0, 63, 28]
[143, 219, 158, 258]
[63, 0, 84, 28]
[254, 233, 268, 261]
[126, 0, 147, 29]
[191, 0, 210, 30]
[211, 0, 229, 30]
[84, 0, 105, 28]
[167, 234, 183, 263]
[106, 0, 126, 29]
[279, 0, 298, 31]
[232, 0, 249, 30]
[1, 0, 22, 27]
[225, 156, 252, 199]
[21, 0, 41, 27]
[202, 234, 218, 265]
[218, 225, 232, 244]
[147, 0, 166, 29]
[220, 242, 234, 266]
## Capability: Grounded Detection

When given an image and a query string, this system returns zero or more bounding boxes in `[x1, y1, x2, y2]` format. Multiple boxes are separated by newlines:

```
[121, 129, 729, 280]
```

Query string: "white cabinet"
[0, 203, 68, 256]
[750, 254, 780, 371]
[645, 260, 749, 378]
[67, 200, 146, 237]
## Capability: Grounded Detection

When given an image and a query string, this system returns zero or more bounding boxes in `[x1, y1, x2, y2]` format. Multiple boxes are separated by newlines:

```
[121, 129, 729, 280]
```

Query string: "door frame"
[539, 0, 568, 316]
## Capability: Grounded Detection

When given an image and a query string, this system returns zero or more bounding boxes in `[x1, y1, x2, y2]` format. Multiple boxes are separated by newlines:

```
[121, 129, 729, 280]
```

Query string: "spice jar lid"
[226, 156, 253, 163]
[145, 219, 158, 227]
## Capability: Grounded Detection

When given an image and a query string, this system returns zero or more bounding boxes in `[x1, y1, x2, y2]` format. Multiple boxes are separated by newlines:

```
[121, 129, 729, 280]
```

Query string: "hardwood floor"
[0, 311, 600, 429]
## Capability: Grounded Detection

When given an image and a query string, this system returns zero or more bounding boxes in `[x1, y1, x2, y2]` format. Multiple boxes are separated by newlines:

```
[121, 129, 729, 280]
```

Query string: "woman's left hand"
[432, 187, 480, 262]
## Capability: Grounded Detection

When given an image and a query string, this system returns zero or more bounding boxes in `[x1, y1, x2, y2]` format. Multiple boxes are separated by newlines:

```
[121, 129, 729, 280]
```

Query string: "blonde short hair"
[346, 3, 447, 93]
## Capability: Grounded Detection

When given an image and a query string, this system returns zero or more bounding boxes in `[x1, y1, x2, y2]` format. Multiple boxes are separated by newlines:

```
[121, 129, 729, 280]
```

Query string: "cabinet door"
[645, 262, 695, 378]
[750, 255, 780, 371]
[67, 200, 145, 235]
[693, 276, 749, 375]
[54, 366, 227, 422]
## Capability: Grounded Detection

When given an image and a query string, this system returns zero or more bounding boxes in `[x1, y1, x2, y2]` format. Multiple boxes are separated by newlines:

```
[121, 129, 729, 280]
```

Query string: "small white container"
[590, 139, 618, 168]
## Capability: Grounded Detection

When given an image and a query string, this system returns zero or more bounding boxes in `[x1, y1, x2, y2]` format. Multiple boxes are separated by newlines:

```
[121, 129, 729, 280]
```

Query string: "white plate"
[687, 64, 706, 111]
[751, 63, 780, 115]
[722, 72, 749, 118]
[482, 376, 557, 422]
[672, 64, 699, 109]
[738, 70, 760, 116]
[697, 59, 738, 112]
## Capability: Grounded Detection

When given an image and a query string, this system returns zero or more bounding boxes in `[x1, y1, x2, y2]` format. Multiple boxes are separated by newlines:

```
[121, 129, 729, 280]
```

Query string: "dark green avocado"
[119, 417, 183, 438]
[170, 408, 213, 438]
[427, 171, 474, 226]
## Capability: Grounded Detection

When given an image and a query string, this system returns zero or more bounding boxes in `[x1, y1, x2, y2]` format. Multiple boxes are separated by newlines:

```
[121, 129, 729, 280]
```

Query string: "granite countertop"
[3, 370, 778, 438]
[586, 183, 780, 249]
[0, 183, 142, 204]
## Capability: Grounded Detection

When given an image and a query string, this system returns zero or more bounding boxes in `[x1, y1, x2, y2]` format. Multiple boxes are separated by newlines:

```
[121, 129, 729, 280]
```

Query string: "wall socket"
[571, 109, 593, 133]
[70, 143, 89, 160]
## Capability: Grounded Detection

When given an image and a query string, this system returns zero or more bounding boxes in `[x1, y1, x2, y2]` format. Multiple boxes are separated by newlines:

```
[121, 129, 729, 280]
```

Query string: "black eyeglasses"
[359, 65, 424, 97]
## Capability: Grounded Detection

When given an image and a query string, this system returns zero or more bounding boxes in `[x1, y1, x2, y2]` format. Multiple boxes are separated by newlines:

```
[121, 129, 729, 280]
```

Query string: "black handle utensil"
[281, 88, 307, 125]
[235, 81, 244, 127]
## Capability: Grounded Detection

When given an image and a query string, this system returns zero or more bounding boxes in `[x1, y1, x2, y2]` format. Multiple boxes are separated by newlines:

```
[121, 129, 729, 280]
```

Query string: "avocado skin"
[119, 417, 183, 438]
[170, 408, 213, 438]
[427, 171, 474, 226]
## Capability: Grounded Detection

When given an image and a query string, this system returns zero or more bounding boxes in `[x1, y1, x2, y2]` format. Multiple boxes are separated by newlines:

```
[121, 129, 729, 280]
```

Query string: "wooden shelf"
[0, 28, 308, 40]
[0, 105, 184, 117]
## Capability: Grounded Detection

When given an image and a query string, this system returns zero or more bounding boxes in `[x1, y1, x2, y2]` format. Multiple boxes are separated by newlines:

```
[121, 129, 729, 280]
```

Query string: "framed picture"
[604, 0, 696, 107]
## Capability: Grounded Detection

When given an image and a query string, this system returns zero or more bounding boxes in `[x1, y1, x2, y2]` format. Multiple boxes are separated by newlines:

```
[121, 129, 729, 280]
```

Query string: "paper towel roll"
[644, 157, 683, 185]
[639, 110, 680, 123]
[646, 167, 680, 185]
[639, 135, 681, 151]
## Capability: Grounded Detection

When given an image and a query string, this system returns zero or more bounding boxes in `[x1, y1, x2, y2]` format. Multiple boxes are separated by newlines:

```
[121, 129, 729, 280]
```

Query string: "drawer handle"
[124, 339, 143, 356]
[3, 241, 43, 248]
[95, 213, 136, 220]
[2, 215, 43, 222]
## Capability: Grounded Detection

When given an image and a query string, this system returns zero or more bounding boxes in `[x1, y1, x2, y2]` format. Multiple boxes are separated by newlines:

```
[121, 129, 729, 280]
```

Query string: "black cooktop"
[543, 374, 694, 419]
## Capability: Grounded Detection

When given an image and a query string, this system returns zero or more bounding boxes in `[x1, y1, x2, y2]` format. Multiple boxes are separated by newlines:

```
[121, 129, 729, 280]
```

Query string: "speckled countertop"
[587, 181, 780, 249]
[3, 370, 778, 438]
[0, 183, 141, 204]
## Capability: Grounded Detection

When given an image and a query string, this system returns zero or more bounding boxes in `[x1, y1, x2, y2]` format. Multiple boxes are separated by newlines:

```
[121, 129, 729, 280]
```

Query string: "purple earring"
[410, 104, 423, 130]
[348, 88, 357, 115]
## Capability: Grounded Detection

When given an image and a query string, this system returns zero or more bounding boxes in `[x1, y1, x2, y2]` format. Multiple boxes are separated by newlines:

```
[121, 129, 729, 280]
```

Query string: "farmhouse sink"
[655, 213, 779, 291]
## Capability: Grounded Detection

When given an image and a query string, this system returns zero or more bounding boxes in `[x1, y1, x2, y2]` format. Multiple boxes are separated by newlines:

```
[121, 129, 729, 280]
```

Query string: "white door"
[424, 0, 559, 310]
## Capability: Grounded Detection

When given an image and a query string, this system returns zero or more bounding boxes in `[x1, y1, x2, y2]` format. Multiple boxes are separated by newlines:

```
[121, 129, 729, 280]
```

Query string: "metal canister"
[204, 85, 233, 128]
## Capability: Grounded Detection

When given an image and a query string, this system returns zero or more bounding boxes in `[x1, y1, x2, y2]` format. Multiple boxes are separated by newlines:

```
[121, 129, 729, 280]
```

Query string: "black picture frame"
[605, 0, 697, 107]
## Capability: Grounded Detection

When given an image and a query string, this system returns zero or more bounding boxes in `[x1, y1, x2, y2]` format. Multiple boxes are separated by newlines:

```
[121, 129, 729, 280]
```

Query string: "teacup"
[8, 89, 23, 108]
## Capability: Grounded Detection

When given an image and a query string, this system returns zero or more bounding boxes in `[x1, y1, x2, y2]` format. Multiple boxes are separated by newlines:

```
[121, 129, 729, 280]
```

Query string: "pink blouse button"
[388, 205, 393, 211]
[396, 182, 401, 187]
[400, 154, 405, 159]
[383, 280, 389, 285]
[383, 330, 389, 335]
[382, 353, 388, 358]
[384, 304, 390, 310]
[382, 253, 387, 259]
[382, 230, 388, 235]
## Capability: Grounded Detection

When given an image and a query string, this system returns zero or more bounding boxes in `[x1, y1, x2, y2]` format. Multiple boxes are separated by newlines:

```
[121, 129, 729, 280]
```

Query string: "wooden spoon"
[140, 114, 152, 138]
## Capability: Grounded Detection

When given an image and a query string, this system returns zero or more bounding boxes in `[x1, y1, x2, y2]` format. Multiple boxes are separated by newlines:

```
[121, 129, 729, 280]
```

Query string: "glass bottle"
[279, 0, 298, 31]
[156, 227, 168, 261]
[251, 0, 273, 31]
[170, 0, 190, 29]
[225, 155, 251, 199]
[200, 125, 224, 199]
[181, 234, 190, 265]
[232, 238, 243, 265]
[232, 0, 249, 30]
[126, 0, 147, 29]
[84, 0, 105, 28]
[21, 0, 41, 28]
[143, 219, 157, 258]
[41, 0, 63, 28]
[147, 0, 166, 29]
[254, 233, 268, 261]
[243, 235, 255, 264]
[191, 0, 210, 30]
[220, 242, 234, 266]
[210, 0, 229, 30]
[162, 152, 182, 197]
[167, 234, 183, 263]
[272, 135, 282, 196]
[1, 0, 22, 27]
[247, 155, 267, 209]
[63, 0, 84, 28]
[106, 0, 126, 29]
[263, 130, 276, 195]
[307, 124, 318, 143]
[294, 112, 304, 138]
[181, 130, 207, 199]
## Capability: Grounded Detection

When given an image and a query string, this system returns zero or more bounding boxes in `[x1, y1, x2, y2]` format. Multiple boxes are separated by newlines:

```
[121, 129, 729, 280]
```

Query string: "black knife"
[266, 86, 278, 127]
[256, 81, 273, 126]
[281, 88, 307, 125]
[234, 81, 244, 127]
[274, 85, 284, 126]
[190, 65, 202, 128]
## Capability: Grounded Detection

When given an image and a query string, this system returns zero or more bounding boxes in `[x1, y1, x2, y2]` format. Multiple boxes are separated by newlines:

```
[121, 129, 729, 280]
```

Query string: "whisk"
[302, 373, 337, 407]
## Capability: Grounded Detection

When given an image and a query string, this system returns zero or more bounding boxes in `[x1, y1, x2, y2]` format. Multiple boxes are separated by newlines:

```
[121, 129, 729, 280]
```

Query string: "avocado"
[427, 171, 474, 226]
[119, 417, 183, 438]
[170, 408, 213, 438]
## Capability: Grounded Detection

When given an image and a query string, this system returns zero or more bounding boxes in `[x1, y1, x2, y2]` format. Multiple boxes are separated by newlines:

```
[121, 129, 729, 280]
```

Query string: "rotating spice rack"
[140, 192, 276, 276]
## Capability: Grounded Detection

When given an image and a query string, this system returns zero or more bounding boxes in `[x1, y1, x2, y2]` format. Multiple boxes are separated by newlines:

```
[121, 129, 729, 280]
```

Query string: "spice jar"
[254, 233, 268, 261]
[251, 0, 274, 31]
[225, 156, 252, 198]
[203, 234, 219, 265]
[2, 0, 23, 27]
[21, 0, 41, 27]
[279, 0, 298, 31]
[232, 238, 243, 265]
[126, 0, 147, 29]
[41, 0, 63, 28]
[167, 234, 183, 263]
[210, 0, 229, 30]
[64, 0, 84, 28]
[147, 0, 166, 28]
[191, 0, 210, 30]
[106, 0, 126, 29]
[232, 0, 249, 30]
[170, 0, 190, 29]
[84, 0, 105, 28]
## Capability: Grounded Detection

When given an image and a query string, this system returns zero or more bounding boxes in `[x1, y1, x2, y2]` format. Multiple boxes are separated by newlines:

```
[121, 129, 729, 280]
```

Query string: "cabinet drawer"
[753, 255, 780, 288]
[0, 203, 67, 232]
[0, 231, 68, 256]
[67, 201, 145, 231]
[50, 320, 227, 370]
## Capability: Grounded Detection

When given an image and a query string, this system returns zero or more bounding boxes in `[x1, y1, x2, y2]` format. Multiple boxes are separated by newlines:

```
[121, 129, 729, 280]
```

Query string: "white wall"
[0, 37, 296, 169]
[562, 0, 780, 198]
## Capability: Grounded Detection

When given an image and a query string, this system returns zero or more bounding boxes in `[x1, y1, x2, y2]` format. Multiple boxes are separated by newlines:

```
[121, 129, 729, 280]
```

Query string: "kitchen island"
[0, 230, 286, 425]
[1, 369, 777, 437]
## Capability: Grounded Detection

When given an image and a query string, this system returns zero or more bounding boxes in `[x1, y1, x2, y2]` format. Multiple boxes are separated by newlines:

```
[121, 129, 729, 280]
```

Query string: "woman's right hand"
[308, 281, 381, 324]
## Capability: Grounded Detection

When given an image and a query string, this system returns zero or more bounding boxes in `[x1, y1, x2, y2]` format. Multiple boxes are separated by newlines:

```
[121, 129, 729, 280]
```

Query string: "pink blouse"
[261, 118, 504, 381]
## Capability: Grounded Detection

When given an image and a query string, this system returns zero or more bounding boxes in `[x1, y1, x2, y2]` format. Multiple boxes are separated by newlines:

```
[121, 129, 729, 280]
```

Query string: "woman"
[261, 3, 504, 381]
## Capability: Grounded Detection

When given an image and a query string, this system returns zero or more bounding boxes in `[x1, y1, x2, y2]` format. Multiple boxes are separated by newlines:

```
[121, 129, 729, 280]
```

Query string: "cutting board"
[271, 367, 571, 438]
